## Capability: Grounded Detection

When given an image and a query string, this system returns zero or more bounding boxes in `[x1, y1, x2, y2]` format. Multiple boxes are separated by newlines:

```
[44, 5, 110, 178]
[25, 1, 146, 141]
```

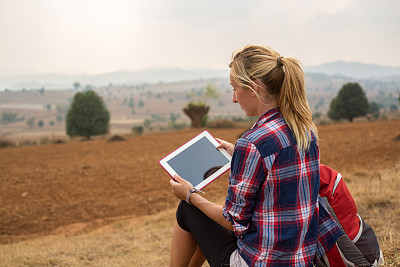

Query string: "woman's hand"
[171, 174, 234, 231]
[170, 174, 193, 201]
[215, 138, 235, 156]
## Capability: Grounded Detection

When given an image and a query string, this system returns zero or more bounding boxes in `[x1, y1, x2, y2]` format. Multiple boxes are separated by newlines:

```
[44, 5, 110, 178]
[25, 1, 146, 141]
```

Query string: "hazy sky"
[1, 0, 399, 74]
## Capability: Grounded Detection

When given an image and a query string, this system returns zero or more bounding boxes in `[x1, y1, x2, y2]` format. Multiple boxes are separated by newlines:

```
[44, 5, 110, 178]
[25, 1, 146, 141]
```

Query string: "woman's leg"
[171, 201, 238, 267]
[189, 247, 206, 267]
[170, 221, 198, 267]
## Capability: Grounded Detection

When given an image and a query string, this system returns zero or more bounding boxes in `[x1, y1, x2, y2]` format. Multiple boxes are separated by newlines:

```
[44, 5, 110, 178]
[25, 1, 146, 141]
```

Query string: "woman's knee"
[176, 200, 194, 232]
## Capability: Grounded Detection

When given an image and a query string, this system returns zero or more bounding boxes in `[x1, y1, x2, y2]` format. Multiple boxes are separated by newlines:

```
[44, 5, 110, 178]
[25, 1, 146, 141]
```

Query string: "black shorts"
[176, 201, 238, 267]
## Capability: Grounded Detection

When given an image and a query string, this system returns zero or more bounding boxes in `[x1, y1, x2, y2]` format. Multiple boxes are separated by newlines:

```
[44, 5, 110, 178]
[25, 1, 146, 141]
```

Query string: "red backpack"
[318, 165, 384, 267]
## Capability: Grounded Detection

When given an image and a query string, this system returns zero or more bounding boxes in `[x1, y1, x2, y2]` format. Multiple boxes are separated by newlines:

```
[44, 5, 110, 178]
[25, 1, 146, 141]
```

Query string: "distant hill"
[0, 68, 229, 91]
[304, 61, 400, 79]
[2, 62, 400, 90]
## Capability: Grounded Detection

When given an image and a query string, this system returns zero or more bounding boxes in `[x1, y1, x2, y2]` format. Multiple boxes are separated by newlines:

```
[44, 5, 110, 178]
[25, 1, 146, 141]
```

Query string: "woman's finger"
[173, 174, 184, 183]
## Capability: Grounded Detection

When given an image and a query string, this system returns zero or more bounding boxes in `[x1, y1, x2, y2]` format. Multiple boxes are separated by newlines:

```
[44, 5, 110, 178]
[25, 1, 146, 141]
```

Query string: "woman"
[169, 45, 342, 266]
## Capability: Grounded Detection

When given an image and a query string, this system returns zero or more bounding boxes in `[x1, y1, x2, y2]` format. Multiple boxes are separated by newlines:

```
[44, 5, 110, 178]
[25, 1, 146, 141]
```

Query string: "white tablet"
[159, 131, 232, 189]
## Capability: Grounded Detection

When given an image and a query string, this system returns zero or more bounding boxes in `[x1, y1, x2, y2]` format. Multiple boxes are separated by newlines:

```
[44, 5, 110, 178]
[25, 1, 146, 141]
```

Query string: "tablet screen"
[159, 131, 231, 189]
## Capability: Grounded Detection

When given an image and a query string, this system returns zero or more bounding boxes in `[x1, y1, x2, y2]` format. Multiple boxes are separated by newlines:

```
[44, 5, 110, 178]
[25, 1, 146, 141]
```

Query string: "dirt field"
[1, 119, 400, 263]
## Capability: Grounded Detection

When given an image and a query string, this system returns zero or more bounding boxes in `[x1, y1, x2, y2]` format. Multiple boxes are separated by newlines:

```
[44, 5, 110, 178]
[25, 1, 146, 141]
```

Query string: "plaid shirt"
[223, 108, 342, 266]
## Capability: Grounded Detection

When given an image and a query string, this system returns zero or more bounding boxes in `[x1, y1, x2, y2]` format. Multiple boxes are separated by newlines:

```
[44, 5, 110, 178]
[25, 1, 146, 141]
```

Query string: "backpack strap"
[321, 197, 372, 267]
[332, 173, 342, 196]
[352, 214, 363, 243]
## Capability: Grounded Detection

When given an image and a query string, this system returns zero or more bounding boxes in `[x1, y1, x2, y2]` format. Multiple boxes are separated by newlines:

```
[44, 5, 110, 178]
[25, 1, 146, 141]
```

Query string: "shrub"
[207, 119, 237, 128]
[0, 139, 15, 148]
[56, 114, 63, 122]
[317, 119, 331, 126]
[39, 137, 51, 145]
[389, 104, 398, 111]
[132, 126, 144, 135]
[183, 84, 219, 128]
[143, 118, 152, 130]
[313, 112, 322, 119]
[1, 111, 23, 124]
[107, 135, 126, 142]
[27, 117, 36, 128]
[19, 139, 36, 147]
[168, 122, 186, 130]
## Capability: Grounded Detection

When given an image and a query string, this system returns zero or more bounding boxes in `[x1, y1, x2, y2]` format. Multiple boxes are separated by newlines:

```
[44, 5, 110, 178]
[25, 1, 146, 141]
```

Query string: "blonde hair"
[229, 45, 318, 150]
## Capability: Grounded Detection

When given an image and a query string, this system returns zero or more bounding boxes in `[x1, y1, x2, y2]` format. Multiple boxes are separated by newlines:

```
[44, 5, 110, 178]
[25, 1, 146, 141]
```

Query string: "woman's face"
[230, 72, 258, 117]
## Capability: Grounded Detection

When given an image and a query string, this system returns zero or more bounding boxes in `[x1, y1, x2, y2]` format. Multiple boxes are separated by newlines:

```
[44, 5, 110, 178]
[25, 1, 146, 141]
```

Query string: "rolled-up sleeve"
[222, 137, 266, 236]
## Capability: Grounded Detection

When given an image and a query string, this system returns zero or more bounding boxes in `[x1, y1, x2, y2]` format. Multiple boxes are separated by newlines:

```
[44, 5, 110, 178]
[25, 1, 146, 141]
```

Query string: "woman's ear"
[251, 80, 264, 95]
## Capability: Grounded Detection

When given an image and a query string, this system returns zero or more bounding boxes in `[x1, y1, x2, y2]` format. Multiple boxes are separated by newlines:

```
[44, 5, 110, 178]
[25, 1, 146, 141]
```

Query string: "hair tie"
[277, 57, 283, 67]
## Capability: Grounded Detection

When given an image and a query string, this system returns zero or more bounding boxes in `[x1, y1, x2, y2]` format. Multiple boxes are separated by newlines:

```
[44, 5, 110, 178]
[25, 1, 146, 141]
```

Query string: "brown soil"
[1, 120, 400, 244]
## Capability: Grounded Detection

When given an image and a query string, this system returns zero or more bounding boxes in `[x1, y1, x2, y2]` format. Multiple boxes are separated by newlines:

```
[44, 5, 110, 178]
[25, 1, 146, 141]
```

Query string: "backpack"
[318, 164, 384, 267]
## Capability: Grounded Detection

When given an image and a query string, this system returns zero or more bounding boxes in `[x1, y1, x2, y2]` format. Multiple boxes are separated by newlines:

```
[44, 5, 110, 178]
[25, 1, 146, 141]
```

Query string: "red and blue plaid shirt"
[223, 108, 342, 266]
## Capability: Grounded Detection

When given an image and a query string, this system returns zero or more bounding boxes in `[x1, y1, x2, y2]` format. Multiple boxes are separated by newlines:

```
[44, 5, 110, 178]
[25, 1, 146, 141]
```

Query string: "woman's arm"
[189, 191, 233, 231]
[170, 174, 233, 231]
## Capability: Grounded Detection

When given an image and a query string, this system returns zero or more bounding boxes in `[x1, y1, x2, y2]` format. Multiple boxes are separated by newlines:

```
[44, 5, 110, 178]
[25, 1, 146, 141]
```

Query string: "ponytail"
[279, 57, 318, 150]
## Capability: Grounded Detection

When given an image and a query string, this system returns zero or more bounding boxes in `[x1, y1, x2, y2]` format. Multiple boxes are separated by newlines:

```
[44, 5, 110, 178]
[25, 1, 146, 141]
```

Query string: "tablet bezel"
[159, 131, 232, 189]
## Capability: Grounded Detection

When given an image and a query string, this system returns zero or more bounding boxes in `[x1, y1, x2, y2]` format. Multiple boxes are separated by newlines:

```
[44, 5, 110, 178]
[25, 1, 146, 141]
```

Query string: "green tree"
[73, 82, 81, 90]
[368, 102, 380, 119]
[27, 117, 36, 128]
[66, 90, 110, 139]
[183, 83, 219, 128]
[129, 97, 135, 108]
[170, 112, 177, 123]
[1, 111, 19, 123]
[56, 104, 70, 115]
[56, 114, 63, 122]
[143, 118, 152, 130]
[132, 125, 143, 135]
[38, 120, 44, 127]
[138, 100, 144, 108]
[328, 82, 368, 122]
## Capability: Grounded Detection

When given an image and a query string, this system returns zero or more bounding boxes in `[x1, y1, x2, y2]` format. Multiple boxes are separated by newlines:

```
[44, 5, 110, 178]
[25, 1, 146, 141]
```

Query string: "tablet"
[159, 131, 232, 189]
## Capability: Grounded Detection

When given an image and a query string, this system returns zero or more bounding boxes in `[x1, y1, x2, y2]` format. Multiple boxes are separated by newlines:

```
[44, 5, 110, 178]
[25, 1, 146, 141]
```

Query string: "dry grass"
[0, 209, 177, 266]
[0, 190, 229, 267]
[345, 164, 400, 266]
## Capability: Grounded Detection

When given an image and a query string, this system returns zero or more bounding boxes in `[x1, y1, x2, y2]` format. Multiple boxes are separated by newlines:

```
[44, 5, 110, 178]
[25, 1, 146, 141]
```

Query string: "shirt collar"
[251, 107, 281, 129]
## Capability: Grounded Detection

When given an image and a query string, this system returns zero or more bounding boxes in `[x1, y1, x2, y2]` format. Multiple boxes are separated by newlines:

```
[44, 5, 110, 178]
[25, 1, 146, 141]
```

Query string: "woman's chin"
[240, 106, 253, 117]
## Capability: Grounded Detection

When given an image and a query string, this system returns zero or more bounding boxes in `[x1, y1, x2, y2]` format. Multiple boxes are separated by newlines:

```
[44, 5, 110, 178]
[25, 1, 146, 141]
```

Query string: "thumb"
[216, 141, 227, 149]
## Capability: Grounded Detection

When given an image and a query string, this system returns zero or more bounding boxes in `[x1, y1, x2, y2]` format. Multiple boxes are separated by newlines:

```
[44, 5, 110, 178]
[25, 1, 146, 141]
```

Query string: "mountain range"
[1, 62, 399, 91]
[304, 61, 400, 79]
